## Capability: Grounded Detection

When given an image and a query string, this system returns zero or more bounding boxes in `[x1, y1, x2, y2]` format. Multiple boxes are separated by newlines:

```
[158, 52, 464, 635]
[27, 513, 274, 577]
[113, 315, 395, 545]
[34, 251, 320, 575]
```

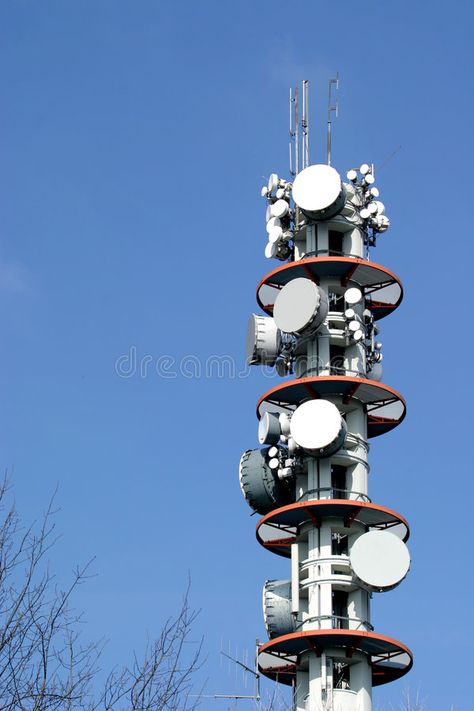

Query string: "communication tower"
[239, 80, 412, 710]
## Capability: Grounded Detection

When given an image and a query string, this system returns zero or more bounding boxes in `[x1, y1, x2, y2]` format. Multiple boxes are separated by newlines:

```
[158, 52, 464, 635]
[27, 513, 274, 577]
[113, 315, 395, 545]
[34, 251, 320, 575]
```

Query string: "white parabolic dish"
[246, 314, 280, 365]
[292, 164, 342, 213]
[344, 287, 363, 305]
[273, 278, 325, 334]
[350, 531, 410, 592]
[290, 400, 344, 452]
[258, 411, 281, 445]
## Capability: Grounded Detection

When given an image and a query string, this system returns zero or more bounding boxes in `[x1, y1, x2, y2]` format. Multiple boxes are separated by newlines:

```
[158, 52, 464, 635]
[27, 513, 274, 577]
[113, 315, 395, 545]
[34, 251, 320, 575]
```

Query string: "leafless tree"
[0, 477, 203, 710]
[390, 689, 427, 711]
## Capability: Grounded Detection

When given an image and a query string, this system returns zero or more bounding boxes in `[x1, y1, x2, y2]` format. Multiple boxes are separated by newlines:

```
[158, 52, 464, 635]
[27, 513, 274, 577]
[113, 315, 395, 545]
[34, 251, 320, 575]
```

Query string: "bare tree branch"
[0, 476, 203, 709]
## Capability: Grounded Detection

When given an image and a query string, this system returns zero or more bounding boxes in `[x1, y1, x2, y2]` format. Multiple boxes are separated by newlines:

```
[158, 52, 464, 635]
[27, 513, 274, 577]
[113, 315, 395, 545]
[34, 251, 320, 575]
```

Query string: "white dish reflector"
[268, 173, 279, 192]
[266, 217, 281, 234]
[289, 399, 346, 456]
[273, 278, 328, 335]
[292, 164, 344, 218]
[265, 242, 277, 259]
[344, 287, 363, 305]
[270, 199, 290, 218]
[350, 531, 410, 592]
[269, 226, 283, 244]
[246, 314, 280, 366]
[259, 411, 281, 445]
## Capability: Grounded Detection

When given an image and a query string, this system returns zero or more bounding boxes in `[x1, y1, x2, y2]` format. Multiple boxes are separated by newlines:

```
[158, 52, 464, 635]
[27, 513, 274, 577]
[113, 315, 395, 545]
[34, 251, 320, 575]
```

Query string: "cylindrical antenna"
[327, 72, 339, 166]
[302, 80, 309, 169]
[289, 88, 295, 177]
[294, 86, 299, 175]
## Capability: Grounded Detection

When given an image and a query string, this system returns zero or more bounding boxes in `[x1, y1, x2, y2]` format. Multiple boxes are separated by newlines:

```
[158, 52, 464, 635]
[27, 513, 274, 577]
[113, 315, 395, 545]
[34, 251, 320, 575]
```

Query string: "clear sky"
[0, 1, 472, 709]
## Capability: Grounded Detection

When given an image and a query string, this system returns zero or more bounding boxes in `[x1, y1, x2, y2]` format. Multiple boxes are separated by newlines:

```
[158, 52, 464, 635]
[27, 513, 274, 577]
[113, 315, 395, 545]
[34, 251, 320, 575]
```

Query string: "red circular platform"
[257, 376, 406, 438]
[256, 256, 403, 320]
[256, 499, 409, 558]
[258, 629, 413, 686]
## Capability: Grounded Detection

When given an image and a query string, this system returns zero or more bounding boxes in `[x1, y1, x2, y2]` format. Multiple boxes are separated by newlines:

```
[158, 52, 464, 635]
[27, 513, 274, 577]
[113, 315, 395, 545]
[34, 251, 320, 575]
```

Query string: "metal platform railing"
[297, 487, 371, 503]
[296, 615, 374, 632]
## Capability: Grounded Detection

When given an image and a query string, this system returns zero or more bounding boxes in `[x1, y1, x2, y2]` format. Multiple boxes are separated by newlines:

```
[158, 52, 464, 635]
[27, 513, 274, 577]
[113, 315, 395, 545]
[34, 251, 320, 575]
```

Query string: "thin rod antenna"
[302, 80, 309, 169]
[327, 72, 339, 166]
[294, 86, 299, 175]
[289, 88, 295, 177]
[255, 640, 261, 701]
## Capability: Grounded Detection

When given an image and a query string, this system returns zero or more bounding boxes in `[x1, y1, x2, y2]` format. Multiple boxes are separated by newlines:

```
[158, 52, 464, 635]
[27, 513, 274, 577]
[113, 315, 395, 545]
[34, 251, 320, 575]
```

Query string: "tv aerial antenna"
[301, 79, 310, 170]
[327, 72, 339, 165]
[289, 85, 299, 177]
[207, 642, 261, 703]
[289, 80, 310, 177]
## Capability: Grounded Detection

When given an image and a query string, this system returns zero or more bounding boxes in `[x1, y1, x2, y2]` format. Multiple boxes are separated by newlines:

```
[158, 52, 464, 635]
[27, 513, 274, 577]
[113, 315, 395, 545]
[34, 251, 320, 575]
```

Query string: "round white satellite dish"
[360, 208, 370, 220]
[266, 217, 281, 234]
[246, 314, 280, 366]
[265, 242, 277, 259]
[290, 399, 346, 456]
[350, 531, 410, 592]
[374, 200, 385, 214]
[364, 174, 375, 185]
[269, 226, 283, 244]
[258, 412, 281, 445]
[273, 278, 328, 335]
[292, 164, 344, 218]
[346, 169, 358, 182]
[279, 413, 291, 436]
[370, 187, 380, 197]
[359, 163, 370, 175]
[270, 199, 290, 218]
[348, 320, 361, 332]
[377, 215, 390, 232]
[268, 173, 279, 192]
[344, 287, 363, 305]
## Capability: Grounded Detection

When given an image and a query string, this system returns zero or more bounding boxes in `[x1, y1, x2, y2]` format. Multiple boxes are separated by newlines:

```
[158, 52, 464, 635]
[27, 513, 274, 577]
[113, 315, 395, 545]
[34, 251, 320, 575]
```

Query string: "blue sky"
[0, 1, 472, 708]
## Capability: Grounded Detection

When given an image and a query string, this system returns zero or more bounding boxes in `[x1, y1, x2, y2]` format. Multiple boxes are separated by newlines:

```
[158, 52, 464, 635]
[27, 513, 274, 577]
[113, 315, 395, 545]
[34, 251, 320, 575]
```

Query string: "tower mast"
[241, 80, 411, 710]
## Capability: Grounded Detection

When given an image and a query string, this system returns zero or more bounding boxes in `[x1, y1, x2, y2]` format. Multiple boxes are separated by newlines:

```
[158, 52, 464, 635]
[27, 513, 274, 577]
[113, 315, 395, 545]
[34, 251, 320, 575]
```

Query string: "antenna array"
[239, 79, 412, 711]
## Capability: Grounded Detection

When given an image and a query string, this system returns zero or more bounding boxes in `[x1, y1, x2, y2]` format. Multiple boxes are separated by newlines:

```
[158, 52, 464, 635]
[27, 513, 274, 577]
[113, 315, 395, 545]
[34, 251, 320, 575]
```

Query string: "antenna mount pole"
[302, 80, 309, 169]
[327, 72, 339, 166]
